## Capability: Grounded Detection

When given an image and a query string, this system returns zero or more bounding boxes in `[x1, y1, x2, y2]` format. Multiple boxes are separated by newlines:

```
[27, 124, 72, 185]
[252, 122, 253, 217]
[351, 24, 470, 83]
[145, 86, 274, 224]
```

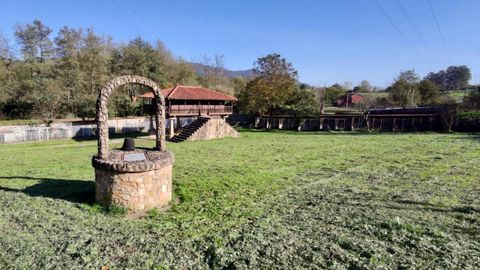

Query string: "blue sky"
[0, 0, 479, 87]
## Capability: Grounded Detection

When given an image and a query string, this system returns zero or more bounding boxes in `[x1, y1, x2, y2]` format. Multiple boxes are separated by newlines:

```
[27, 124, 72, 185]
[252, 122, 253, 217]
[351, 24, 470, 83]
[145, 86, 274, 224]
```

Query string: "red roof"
[337, 93, 364, 106]
[139, 85, 237, 101]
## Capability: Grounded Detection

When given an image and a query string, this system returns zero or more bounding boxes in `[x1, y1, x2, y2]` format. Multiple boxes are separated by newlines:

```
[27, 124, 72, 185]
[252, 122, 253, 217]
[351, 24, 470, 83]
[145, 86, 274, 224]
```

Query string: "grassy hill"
[446, 89, 473, 103]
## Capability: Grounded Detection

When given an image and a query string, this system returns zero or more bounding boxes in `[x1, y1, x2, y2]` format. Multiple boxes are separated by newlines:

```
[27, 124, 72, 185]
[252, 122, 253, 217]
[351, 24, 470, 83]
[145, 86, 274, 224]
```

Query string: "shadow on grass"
[0, 176, 95, 204]
[453, 133, 480, 142]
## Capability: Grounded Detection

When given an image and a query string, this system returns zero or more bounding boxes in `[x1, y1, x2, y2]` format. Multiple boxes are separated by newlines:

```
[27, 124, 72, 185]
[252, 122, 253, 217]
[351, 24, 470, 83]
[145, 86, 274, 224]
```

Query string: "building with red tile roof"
[336, 91, 365, 107]
[139, 85, 236, 117]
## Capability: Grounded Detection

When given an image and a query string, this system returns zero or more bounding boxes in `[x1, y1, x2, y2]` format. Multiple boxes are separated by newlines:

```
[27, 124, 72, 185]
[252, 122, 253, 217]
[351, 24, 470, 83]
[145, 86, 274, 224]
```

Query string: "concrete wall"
[0, 117, 195, 144]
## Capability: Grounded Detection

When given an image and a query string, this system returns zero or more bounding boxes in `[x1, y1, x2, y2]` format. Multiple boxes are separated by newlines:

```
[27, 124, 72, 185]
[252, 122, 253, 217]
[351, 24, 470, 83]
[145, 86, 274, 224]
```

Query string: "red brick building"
[337, 91, 365, 107]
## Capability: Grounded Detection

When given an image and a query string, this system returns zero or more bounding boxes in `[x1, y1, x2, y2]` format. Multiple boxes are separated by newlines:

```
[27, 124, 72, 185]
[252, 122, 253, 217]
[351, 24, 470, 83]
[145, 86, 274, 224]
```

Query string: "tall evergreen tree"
[15, 19, 53, 62]
[54, 26, 83, 115]
[80, 28, 111, 95]
[14, 19, 62, 121]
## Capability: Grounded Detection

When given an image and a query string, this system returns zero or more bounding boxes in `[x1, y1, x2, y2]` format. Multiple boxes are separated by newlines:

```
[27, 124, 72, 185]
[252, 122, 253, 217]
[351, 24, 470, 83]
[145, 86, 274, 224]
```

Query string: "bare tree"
[316, 87, 326, 114]
[0, 32, 12, 60]
[199, 54, 226, 88]
[354, 95, 380, 131]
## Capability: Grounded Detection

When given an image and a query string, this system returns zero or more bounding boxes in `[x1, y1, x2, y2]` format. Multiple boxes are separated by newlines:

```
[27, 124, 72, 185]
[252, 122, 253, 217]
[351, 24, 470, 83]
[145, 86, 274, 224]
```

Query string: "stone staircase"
[170, 117, 210, 142]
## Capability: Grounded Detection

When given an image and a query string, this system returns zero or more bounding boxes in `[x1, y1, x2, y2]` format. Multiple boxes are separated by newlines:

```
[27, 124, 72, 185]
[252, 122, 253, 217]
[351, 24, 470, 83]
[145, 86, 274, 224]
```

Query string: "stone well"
[92, 75, 174, 212]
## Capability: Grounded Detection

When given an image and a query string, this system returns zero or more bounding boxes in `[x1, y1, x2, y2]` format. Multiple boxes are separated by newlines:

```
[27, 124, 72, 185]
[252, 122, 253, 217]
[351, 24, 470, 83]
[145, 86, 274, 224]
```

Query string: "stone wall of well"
[188, 118, 240, 141]
[95, 163, 173, 212]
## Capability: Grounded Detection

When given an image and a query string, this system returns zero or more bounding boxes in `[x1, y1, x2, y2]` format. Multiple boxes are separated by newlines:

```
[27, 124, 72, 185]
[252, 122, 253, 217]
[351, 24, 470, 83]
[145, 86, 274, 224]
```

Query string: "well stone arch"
[96, 75, 166, 159]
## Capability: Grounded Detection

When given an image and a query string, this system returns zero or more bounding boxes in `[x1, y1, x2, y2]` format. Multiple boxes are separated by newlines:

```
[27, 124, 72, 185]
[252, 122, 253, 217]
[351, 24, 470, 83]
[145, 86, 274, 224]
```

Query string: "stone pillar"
[169, 117, 175, 138]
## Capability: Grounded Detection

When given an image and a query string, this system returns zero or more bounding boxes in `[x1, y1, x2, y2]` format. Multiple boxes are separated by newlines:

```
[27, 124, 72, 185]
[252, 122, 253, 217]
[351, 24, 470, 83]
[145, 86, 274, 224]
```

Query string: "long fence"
[0, 117, 195, 144]
[254, 114, 445, 132]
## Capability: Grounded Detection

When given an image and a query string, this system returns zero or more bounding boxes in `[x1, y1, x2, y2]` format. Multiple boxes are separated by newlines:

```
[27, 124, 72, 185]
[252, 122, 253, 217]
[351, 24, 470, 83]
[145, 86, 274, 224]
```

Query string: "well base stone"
[93, 151, 173, 212]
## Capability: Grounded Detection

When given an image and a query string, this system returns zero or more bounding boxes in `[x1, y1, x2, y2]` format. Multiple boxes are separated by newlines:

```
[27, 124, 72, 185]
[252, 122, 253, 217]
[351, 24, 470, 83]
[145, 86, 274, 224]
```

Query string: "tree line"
[0, 19, 478, 123]
[0, 19, 244, 122]
[241, 62, 475, 118]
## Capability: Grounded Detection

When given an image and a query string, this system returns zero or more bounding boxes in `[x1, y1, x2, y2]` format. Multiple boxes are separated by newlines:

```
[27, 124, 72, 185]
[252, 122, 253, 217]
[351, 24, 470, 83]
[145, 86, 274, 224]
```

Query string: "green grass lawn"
[360, 92, 388, 99]
[0, 130, 479, 269]
[446, 89, 475, 103]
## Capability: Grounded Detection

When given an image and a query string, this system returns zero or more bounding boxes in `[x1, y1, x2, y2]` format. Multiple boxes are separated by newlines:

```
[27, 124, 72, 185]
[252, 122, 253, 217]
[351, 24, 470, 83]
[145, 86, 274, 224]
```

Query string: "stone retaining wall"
[188, 118, 239, 141]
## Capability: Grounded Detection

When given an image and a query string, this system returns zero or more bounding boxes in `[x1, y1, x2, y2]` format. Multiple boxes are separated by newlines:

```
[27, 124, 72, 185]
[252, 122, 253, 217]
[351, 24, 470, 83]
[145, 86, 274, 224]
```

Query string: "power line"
[373, 0, 432, 69]
[115, 0, 157, 41]
[427, 0, 452, 62]
[395, 0, 439, 65]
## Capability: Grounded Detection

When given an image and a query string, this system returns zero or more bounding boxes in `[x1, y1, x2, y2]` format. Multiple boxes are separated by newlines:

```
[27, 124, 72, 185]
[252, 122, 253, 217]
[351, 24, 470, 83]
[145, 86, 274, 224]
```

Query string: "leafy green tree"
[462, 87, 480, 110]
[231, 76, 247, 97]
[387, 79, 412, 108]
[354, 80, 373, 93]
[111, 37, 167, 86]
[287, 87, 320, 116]
[149, 41, 197, 87]
[387, 70, 420, 107]
[14, 19, 61, 121]
[240, 53, 298, 118]
[398, 70, 420, 84]
[0, 33, 13, 116]
[75, 95, 97, 121]
[324, 84, 346, 106]
[109, 37, 172, 116]
[31, 79, 64, 123]
[417, 80, 440, 106]
[425, 65, 471, 90]
[424, 70, 447, 90]
[445, 65, 471, 90]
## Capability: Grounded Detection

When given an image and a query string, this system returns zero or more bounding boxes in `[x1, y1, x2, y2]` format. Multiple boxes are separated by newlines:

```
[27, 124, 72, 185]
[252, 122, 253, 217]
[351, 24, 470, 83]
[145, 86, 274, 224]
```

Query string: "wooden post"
[379, 118, 383, 131]
[392, 118, 396, 132]
[320, 118, 323, 129]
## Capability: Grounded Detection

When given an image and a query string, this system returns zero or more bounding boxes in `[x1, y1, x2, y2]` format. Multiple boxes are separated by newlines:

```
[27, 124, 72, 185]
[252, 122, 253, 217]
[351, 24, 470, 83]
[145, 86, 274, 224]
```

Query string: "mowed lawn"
[0, 130, 479, 269]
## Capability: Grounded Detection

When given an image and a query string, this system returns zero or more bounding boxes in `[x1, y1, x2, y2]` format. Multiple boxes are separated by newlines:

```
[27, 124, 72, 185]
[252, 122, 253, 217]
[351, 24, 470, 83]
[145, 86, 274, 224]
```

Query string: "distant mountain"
[191, 63, 254, 79]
